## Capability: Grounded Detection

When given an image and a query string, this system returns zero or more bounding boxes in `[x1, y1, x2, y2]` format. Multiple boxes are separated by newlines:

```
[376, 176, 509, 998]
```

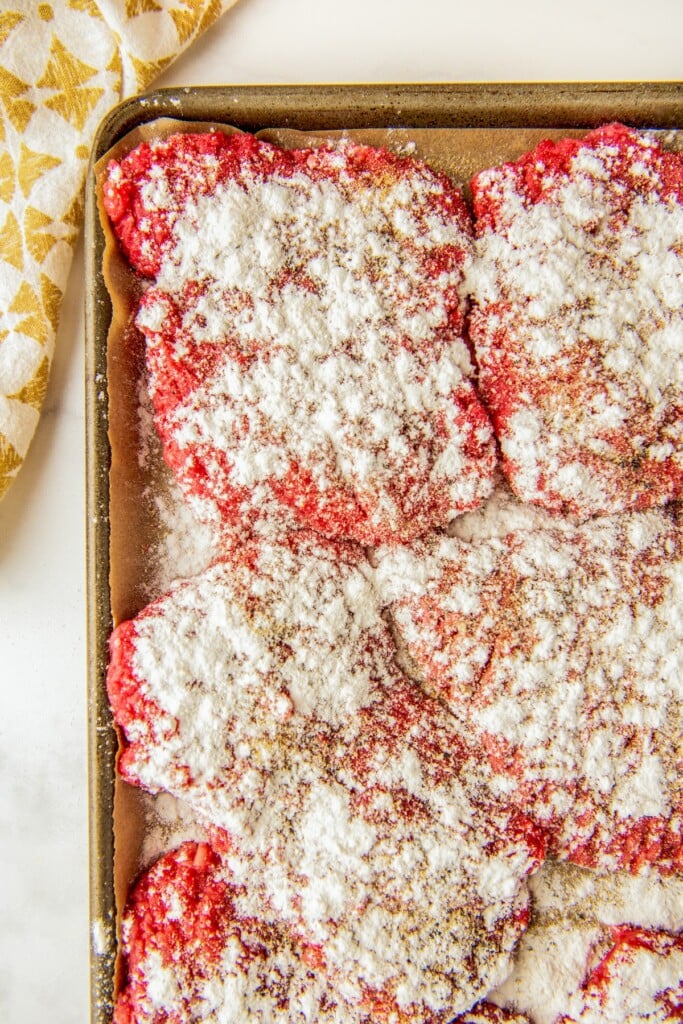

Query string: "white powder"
[133, 372, 218, 596]
[295, 783, 378, 927]
[449, 476, 574, 543]
[140, 950, 180, 1009]
[138, 790, 207, 870]
[562, 935, 683, 1023]
[493, 860, 683, 1024]
[529, 861, 683, 935]
[494, 921, 600, 1024]
[90, 918, 109, 958]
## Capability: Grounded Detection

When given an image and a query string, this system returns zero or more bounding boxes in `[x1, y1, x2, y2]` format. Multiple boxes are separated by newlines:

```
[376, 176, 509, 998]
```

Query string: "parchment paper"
[95, 115, 680, 1003]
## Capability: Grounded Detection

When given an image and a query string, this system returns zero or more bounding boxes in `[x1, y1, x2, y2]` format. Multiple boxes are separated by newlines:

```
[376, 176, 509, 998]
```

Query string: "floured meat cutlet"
[116, 843, 541, 1024]
[376, 502, 683, 874]
[556, 926, 683, 1023]
[107, 532, 544, 1021]
[113, 840, 357, 1024]
[103, 130, 496, 544]
[468, 122, 683, 518]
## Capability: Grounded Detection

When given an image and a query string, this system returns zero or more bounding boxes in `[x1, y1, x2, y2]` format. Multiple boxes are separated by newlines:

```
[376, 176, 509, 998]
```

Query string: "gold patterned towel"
[0, 0, 239, 500]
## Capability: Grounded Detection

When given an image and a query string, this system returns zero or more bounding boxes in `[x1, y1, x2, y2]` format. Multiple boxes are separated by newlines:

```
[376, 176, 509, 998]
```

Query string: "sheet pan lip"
[85, 135, 116, 1022]
[90, 82, 683, 155]
[84, 79, 683, 1024]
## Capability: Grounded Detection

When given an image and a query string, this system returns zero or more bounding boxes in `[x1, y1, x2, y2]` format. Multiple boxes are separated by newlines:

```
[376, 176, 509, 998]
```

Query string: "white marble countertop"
[0, 1, 681, 1021]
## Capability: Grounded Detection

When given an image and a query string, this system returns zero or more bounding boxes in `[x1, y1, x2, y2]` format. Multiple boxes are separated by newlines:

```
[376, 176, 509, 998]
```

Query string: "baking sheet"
[85, 81, 683, 1024]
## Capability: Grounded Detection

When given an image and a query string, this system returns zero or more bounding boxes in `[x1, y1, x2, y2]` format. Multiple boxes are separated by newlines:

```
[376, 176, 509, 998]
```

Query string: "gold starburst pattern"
[18, 142, 61, 198]
[41, 274, 62, 334]
[0, 434, 22, 499]
[170, 1, 206, 44]
[68, 0, 105, 16]
[10, 282, 49, 346]
[9, 354, 49, 409]
[197, 0, 224, 35]
[0, 209, 23, 270]
[0, 149, 14, 203]
[38, 36, 105, 131]
[0, 11, 24, 47]
[0, 67, 36, 132]
[132, 53, 173, 90]
[24, 205, 59, 263]
[126, 0, 164, 15]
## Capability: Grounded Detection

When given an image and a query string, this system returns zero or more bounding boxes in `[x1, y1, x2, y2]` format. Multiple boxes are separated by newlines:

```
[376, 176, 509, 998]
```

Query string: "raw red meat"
[377, 502, 683, 874]
[107, 532, 544, 1020]
[103, 130, 497, 543]
[469, 123, 683, 518]
[113, 841, 353, 1024]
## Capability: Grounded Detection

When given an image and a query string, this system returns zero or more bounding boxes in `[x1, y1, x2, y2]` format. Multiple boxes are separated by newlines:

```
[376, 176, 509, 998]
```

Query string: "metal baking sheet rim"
[84, 80, 683, 1024]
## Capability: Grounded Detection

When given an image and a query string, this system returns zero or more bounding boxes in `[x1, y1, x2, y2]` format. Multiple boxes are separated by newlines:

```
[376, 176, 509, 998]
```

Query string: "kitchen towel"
[0, 0, 239, 500]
